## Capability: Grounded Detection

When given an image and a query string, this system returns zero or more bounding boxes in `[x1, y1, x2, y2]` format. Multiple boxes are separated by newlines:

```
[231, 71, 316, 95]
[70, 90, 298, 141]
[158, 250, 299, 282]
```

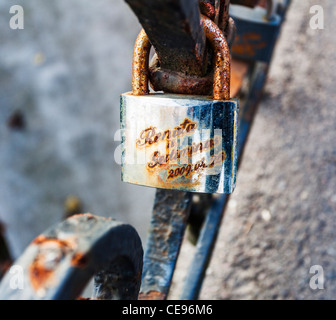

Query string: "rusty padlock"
[230, 0, 281, 62]
[120, 16, 239, 194]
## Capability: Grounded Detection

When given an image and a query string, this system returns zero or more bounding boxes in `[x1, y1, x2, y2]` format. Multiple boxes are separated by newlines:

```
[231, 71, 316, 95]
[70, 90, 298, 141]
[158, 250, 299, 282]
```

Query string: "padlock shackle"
[132, 16, 231, 101]
[201, 15, 231, 101]
[132, 28, 152, 96]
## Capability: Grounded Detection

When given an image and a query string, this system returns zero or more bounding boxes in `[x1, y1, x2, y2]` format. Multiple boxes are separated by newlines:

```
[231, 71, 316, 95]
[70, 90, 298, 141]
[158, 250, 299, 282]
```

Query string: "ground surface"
[0, 0, 335, 300]
[196, 0, 336, 300]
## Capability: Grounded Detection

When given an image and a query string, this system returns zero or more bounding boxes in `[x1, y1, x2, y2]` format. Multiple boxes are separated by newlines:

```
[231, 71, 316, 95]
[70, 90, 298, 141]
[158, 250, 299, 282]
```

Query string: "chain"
[148, 0, 235, 96]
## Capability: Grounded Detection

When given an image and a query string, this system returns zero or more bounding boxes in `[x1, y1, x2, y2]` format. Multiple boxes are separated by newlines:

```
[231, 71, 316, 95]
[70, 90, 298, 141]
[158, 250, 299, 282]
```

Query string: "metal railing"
[0, 0, 292, 300]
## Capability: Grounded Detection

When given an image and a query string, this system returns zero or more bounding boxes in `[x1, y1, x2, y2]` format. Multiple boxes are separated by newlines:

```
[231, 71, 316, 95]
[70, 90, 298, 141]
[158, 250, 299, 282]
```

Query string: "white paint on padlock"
[120, 16, 239, 194]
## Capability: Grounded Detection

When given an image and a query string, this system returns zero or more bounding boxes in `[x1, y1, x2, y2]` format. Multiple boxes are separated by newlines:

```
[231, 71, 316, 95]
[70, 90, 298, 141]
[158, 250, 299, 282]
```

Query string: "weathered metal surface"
[139, 189, 192, 299]
[230, 3, 281, 62]
[201, 15, 231, 100]
[199, 0, 231, 34]
[148, 17, 236, 96]
[200, 0, 221, 23]
[122, 16, 238, 194]
[218, 0, 231, 35]
[132, 28, 151, 96]
[121, 93, 238, 194]
[125, 0, 206, 76]
[149, 58, 214, 96]
[133, 16, 231, 99]
[148, 2, 236, 96]
[0, 214, 143, 300]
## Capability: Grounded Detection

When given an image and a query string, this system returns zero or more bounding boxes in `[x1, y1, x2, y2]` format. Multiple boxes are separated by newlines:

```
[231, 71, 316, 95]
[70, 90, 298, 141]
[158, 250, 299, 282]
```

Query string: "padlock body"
[120, 93, 239, 194]
[230, 5, 281, 62]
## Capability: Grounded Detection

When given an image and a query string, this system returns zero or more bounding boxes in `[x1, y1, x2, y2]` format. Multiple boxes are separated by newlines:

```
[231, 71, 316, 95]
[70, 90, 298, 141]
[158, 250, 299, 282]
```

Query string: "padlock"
[230, 0, 281, 62]
[120, 16, 239, 194]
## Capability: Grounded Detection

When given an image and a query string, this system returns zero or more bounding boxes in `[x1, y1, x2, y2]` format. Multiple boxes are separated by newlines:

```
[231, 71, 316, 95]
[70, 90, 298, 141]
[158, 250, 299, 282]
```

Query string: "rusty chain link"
[149, 0, 235, 96]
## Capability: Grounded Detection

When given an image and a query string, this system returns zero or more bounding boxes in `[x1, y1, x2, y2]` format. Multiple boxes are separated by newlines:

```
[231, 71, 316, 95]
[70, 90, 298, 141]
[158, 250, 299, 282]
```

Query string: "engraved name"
[147, 136, 221, 168]
[136, 118, 198, 148]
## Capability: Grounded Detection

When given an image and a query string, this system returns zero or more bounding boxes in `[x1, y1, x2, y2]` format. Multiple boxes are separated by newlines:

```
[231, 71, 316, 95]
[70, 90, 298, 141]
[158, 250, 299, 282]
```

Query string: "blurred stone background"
[1, 0, 336, 300]
[0, 0, 154, 259]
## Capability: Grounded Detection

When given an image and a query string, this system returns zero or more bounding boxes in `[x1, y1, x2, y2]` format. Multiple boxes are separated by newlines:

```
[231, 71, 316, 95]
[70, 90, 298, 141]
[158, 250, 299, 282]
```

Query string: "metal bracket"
[125, 0, 207, 76]
[0, 214, 143, 300]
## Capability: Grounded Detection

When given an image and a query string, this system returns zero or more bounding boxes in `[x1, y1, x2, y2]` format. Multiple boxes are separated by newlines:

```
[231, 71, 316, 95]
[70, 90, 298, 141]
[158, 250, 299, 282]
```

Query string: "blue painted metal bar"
[0, 214, 143, 300]
[139, 189, 192, 300]
[181, 194, 229, 299]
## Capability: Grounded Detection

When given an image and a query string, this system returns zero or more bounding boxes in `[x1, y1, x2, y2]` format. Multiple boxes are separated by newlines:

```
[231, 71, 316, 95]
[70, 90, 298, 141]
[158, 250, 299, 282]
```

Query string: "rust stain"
[219, 0, 231, 32]
[29, 236, 77, 292]
[135, 16, 230, 100]
[132, 29, 151, 96]
[32, 235, 76, 250]
[144, 164, 203, 191]
[200, 2, 216, 20]
[232, 33, 267, 57]
[149, 58, 213, 96]
[134, 117, 221, 190]
[202, 15, 231, 100]
[139, 290, 165, 301]
[29, 259, 56, 292]
[71, 252, 88, 268]
[142, 146, 226, 191]
[146, 139, 219, 169]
